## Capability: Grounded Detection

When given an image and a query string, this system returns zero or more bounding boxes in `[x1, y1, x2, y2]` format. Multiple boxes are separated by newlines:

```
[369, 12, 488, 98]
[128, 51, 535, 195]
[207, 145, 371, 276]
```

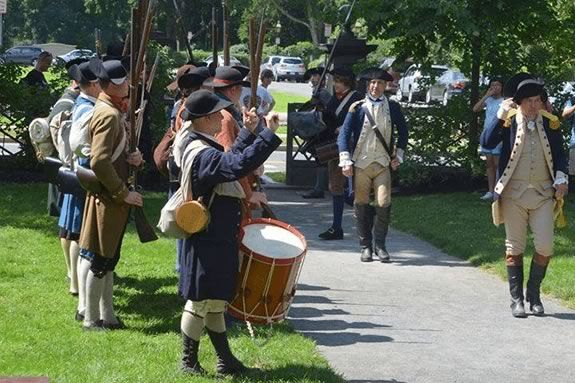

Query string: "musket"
[313, 0, 357, 99]
[222, 0, 230, 65]
[129, 0, 158, 243]
[211, 7, 218, 65]
[248, 16, 276, 219]
[94, 28, 103, 58]
[171, 0, 194, 62]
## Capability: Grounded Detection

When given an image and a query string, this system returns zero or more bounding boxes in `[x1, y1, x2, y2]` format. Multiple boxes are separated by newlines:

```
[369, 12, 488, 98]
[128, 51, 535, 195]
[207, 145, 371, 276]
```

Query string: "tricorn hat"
[178, 67, 211, 90]
[167, 64, 195, 92]
[68, 61, 98, 84]
[513, 78, 545, 104]
[358, 68, 394, 82]
[303, 67, 324, 82]
[89, 57, 128, 85]
[202, 67, 250, 88]
[232, 65, 250, 79]
[503, 72, 532, 98]
[329, 67, 355, 80]
[181, 89, 233, 121]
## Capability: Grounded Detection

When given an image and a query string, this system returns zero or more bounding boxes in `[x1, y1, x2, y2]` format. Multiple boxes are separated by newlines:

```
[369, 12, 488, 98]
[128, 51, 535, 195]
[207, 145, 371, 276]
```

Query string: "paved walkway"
[265, 187, 575, 383]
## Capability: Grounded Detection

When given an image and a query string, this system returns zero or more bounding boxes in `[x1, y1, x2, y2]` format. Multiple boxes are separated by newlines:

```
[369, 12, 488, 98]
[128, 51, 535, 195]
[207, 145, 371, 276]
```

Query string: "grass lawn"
[0, 182, 343, 383]
[269, 91, 308, 114]
[392, 191, 575, 308]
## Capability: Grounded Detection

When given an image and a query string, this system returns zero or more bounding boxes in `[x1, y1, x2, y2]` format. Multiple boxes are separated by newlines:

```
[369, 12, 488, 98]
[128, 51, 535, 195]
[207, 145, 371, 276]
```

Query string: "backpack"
[49, 109, 74, 164]
[29, 117, 54, 161]
[29, 95, 75, 162]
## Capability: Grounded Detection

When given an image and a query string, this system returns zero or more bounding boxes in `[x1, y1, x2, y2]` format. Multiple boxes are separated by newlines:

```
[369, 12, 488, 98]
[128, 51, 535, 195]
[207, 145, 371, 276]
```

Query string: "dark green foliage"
[0, 63, 69, 167]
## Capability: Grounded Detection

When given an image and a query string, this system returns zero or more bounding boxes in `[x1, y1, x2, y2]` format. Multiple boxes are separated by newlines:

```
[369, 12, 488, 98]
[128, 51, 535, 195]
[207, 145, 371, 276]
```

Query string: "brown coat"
[79, 93, 130, 259]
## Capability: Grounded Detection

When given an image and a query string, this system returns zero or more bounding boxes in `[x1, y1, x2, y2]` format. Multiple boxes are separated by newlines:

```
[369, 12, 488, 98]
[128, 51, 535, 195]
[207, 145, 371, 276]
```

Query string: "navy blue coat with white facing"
[337, 98, 409, 157]
[179, 128, 281, 302]
[480, 112, 567, 190]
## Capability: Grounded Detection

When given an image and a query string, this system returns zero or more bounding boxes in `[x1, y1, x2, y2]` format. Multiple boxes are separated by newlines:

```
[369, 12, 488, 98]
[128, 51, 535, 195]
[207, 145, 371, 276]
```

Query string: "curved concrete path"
[265, 187, 575, 383]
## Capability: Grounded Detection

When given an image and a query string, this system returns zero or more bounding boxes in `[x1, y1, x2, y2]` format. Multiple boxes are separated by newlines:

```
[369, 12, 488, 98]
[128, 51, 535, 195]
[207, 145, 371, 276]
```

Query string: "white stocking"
[76, 257, 91, 316]
[84, 269, 105, 326]
[69, 241, 80, 294]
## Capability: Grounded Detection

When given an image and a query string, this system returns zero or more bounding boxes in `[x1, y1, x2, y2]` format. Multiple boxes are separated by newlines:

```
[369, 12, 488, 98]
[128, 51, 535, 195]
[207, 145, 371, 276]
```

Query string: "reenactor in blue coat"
[338, 69, 409, 263]
[481, 74, 568, 318]
[177, 90, 281, 376]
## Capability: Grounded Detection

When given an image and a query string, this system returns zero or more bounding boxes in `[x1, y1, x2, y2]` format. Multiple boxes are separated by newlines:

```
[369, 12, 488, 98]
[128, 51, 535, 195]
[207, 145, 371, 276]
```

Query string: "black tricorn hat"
[303, 67, 324, 82]
[167, 64, 195, 92]
[359, 68, 393, 82]
[65, 57, 90, 70]
[231, 65, 250, 79]
[181, 89, 233, 121]
[89, 57, 128, 85]
[202, 67, 250, 88]
[503, 72, 532, 98]
[68, 61, 98, 84]
[178, 67, 211, 90]
[329, 67, 355, 79]
[513, 79, 545, 104]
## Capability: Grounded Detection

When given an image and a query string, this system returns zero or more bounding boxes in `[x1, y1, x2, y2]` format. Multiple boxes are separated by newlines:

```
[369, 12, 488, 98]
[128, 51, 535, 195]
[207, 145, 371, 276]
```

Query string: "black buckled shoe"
[75, 311, 85, 322]
[100, 317, 125, 330]
[375, 247, 391, 263]
[510, 300, 527, 318]
[319, 227, 343, 240]
[360, 247, 373, 262]
[301, 190, 324, 199]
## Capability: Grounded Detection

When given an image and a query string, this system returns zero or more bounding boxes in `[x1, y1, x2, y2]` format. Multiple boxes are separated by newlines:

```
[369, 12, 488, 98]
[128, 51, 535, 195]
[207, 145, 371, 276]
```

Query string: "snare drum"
[227, 218, 307, 324]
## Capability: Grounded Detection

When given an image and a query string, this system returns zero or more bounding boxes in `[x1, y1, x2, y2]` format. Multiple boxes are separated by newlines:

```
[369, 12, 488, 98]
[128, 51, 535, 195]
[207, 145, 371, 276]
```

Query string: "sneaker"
[318, 227, 343, 240]
[480, 192, 494, 200]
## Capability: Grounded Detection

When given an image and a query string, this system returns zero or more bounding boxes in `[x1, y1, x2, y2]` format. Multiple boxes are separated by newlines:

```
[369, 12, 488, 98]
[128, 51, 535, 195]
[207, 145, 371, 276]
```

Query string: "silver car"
[271, 56, 306, 82]
[426, 69, 470, 106]
[0, 46, 45, 65]
[397, 64, 448, 103]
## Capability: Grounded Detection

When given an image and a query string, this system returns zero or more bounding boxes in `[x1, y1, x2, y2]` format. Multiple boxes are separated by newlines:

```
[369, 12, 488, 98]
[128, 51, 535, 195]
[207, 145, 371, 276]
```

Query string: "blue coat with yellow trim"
[179, 128, 281, 302]
[480, 111, 567, 186]
[337, 98, 409, 156]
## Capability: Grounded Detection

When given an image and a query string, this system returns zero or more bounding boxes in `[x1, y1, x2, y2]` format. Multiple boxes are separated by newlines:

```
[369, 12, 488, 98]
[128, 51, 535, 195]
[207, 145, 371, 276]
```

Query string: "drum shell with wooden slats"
[227, 218, 307, 324]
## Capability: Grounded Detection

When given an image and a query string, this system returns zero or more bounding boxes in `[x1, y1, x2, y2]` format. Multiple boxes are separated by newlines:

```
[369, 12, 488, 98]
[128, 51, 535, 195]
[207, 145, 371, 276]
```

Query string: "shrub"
[0, 63, 67, 168]
[280, 41, 321, 65]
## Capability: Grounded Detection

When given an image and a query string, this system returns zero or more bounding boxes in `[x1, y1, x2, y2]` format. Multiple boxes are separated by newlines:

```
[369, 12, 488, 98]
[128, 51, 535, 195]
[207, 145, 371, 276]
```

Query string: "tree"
[359, 0, 573, 170]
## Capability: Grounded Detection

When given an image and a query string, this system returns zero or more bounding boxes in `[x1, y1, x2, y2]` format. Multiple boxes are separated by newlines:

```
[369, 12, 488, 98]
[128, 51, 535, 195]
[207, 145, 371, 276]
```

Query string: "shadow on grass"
[115, 274, 183, 334]
[234, 364, 345, 383]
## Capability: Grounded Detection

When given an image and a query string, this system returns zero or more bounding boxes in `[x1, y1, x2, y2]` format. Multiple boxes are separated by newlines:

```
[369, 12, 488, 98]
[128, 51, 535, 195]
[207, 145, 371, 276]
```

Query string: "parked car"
[397, 64, 449, 103]
[267, 56, 306, 82]
[426, 69, 470, 105]
[55, 49, 95, 65]
[204, 55, 242, 67]
[260, 55, 282, 72]
[0, 46, 45, 65]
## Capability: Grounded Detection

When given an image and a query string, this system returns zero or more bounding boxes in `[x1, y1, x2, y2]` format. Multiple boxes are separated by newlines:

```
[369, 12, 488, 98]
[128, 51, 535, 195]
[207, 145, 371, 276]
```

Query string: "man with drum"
[338, 69, 409, 262]
[481, 75, 568, 317]
[177, 90, 281, 376]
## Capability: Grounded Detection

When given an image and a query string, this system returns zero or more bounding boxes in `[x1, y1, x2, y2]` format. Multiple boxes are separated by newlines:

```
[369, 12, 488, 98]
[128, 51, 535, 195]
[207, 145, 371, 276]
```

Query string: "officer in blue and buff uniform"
[177, 90, 281, 376]
[338, 69, 409, 263]
[481, 74, 568, 318]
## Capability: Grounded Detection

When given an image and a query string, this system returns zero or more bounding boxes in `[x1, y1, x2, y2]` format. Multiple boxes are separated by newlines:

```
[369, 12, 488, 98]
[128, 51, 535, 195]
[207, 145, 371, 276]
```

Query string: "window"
[271, 57, 281, 65]
[284, 58, 302, 64]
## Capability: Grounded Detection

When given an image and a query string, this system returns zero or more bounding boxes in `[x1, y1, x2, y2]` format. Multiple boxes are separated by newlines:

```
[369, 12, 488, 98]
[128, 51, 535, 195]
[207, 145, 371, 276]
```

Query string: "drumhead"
[242, 223, 305, 259]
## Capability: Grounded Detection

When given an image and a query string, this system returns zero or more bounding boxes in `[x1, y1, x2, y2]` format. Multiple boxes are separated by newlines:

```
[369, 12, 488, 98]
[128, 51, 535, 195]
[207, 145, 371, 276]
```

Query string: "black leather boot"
[374, 205, 391, 263]
[355, 204, 374, 262]
[507, 265, 527, 318]
[526, 258, 548, 316]
[181, 333, 205, 375]
[207, 329, 256, 376]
